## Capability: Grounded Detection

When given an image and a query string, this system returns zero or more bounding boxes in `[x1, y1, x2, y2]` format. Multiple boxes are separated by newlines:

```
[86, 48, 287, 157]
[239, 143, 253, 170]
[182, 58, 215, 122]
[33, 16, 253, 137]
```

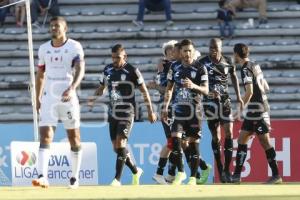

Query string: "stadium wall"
[0, 120, 299, 186]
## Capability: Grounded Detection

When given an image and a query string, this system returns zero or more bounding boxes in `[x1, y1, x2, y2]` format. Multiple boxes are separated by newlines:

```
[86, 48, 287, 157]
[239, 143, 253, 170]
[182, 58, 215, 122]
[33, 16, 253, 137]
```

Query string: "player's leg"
[256, 115, 282, 184]
[153, 120, 172, 184]
[66, 128, 82, 189]
[170, 120, 186, 185]
[186, 137, 200, 185]
[223, 122, 233, 182]
[232, 126, 253, 183]
[32, 126, 55, 188]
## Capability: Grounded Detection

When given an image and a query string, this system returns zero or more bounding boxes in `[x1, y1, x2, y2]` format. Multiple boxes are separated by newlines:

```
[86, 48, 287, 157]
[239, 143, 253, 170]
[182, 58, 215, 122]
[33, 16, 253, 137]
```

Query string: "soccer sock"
[168, 152, 176, 176]
[38, 144, 50, 178]
[115, 148, 127, 181]
[183, 145, 191, 166]
[172, 137, 183, 172]
[125, 150, 138, 174]
[189, 142, 200, 177]
[71, 146, 82, 180]
[265, 147, 279, 176]
[224, 138, 233, 172]
[234, 144, 247, 175]
[156, 157, 168, 175]
[211, 140, 223, 175]
[199, 158, 208, 170]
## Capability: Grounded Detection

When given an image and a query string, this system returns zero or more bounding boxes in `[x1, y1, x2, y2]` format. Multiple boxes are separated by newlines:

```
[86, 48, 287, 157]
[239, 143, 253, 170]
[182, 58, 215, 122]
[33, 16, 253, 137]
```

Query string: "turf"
[1, 184, 300, 200]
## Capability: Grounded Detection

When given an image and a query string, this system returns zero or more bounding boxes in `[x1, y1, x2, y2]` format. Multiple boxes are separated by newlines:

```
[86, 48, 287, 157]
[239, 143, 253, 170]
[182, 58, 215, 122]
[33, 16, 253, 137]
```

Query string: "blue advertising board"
[0, 121, 213, 186]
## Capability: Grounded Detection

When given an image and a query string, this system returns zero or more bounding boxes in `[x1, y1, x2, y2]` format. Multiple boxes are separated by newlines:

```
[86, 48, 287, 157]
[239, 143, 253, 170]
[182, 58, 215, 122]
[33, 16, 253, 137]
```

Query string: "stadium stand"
[0, 0, 299, 122]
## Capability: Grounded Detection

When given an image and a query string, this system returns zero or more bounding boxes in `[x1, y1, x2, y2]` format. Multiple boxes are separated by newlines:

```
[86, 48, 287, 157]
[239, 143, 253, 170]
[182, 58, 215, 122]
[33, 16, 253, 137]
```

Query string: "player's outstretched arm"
[88, 85, 106, 111]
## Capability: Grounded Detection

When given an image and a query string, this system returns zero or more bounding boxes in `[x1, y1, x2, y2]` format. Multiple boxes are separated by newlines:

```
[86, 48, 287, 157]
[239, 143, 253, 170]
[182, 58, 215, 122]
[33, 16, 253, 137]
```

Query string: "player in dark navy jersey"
[88, 44, 157, 186]
[197, 38, 243, 183]
[162, 39, 209, 185]
[231, 43, 282, 184]
[147, 40, 179, 184]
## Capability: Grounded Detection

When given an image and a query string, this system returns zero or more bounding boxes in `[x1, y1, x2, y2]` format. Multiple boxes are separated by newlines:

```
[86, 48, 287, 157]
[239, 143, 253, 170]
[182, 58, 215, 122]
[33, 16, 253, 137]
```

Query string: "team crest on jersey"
[121, 74, 126, 81]
[224, 67, 228, 75]
[191, 71, 196, 79]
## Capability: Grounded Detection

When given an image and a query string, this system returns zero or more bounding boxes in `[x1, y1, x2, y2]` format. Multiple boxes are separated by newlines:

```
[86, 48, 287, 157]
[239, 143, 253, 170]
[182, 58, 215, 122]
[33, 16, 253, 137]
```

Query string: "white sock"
[38, 147, 50, 179]
[71, 149, 82, 180]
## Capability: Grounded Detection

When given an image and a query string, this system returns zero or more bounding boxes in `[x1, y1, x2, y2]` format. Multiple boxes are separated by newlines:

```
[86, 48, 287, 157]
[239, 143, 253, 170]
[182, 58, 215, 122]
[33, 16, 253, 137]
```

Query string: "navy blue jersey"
[156, 59, 180, 103]
[198, 55, 235, 101]
[167, 62, 208, 115]
[241, 61, 269, 113]
[100, 63, 144, 115]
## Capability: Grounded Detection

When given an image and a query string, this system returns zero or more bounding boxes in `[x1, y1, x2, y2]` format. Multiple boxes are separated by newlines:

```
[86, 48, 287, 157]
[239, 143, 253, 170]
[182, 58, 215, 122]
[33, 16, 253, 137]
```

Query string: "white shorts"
[39, 95, 80, 129]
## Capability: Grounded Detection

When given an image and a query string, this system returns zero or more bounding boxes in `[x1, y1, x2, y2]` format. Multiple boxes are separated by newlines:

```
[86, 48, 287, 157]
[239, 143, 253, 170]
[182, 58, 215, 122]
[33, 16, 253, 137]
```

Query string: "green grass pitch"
[1, 184, 300, 200]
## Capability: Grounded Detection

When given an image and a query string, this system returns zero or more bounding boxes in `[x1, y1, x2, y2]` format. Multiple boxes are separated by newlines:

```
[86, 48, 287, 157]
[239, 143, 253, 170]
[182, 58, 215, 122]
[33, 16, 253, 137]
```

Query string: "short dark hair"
[179, 39, 194, 49]
[234, 43, 249, 58]
[218, 0, 226, 7]
[50, 16, 67, 24]
[111, 44, 125, 53]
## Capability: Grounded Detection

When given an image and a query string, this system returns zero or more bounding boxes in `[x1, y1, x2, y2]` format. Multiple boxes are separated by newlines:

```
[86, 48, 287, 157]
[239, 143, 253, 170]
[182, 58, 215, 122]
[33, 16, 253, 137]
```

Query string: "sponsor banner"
[10, 142, 98, 186]
[214, 120, 300, 182]
[0, 122, 213, 185]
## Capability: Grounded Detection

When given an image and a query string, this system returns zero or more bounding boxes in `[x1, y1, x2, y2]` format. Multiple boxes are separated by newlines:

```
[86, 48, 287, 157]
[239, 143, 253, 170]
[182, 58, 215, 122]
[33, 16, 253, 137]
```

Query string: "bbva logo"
[16, 151, 37, 166]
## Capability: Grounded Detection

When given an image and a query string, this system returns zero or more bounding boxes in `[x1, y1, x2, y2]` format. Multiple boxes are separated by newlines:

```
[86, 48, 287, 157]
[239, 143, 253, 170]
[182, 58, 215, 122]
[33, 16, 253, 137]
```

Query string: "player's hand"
[36, 99, 41, 114]
[148, 112, 157, 123]
[61, 86, 74, 102]
[146, 80, 157, 90]
[161, 109, 168, 123]
[208, 91, 220, 100]
[182, 78, 194, 89]
[87, 96, 96, 111]
[233, 100, 244, 121]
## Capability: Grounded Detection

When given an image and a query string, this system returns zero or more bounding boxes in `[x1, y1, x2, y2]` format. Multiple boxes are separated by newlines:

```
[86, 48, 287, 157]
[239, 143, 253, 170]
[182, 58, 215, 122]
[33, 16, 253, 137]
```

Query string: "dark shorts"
[203, 98, 233, 130]
[171, 112, 202, 139]
[241, 112, 271, 135]
[108, 114, 134, 141]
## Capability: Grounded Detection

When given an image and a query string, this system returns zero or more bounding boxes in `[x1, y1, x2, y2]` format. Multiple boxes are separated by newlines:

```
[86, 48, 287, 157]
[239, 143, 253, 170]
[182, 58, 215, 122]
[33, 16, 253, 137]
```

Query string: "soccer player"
[162, 39, 209, 185]
[32, 16, 85, 189]
[147, 40, 178, 184]
[231, 43, 282, 184]
[88, 44, 157, 186]
[198, 38, 243, 183]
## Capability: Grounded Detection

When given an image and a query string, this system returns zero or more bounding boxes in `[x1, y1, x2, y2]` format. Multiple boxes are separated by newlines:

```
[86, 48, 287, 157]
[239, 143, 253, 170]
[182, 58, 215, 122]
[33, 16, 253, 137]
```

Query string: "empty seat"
[0, 107, 14, 114]
[19, 107, 33, 114]
[60, 9, 80, 16]
[288, 4, 300, 11]
[263, 70, 282, 78]
[72, 27, 96, 33]
[267, 4, 288, 11]
[89, 43, 111, 49]
[172, 6, 195, 14]
[127, 57, 151, 65]
[195, 7, 217, 13]
[0, 44, 18, 51]
[4, 75, 28, 83]
[166, 24, 189, 31]
[274, 39, 298, 45]
[104, 8, 127, 15]
[281, 23, 300, 29]
[0, 60, 10, 67]
[11, 59, 29, 66]
[189, 24, 211, 30]
[251, 39, 274, 46]
[143, 25, 165, 32]
[135, 42, 157, 48]
[267, 55, 290, 62]
[272, 87, 297, 94]
[257, 23, 280, 29]
[291, 55, 300, 61]
[270, 103, 288, 110]
[96, 26, 119, 33]
[288, 104, 300, 110]
[281, 70, 300, 78]
[4, 28, 25, 34]
[80, 8, 103, 16]
[119, 26, 142, 32]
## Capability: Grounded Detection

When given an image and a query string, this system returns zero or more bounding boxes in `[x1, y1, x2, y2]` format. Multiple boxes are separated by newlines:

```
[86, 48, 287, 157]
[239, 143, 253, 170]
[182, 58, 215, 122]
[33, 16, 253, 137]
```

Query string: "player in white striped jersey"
[32, 16, 85, 189]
